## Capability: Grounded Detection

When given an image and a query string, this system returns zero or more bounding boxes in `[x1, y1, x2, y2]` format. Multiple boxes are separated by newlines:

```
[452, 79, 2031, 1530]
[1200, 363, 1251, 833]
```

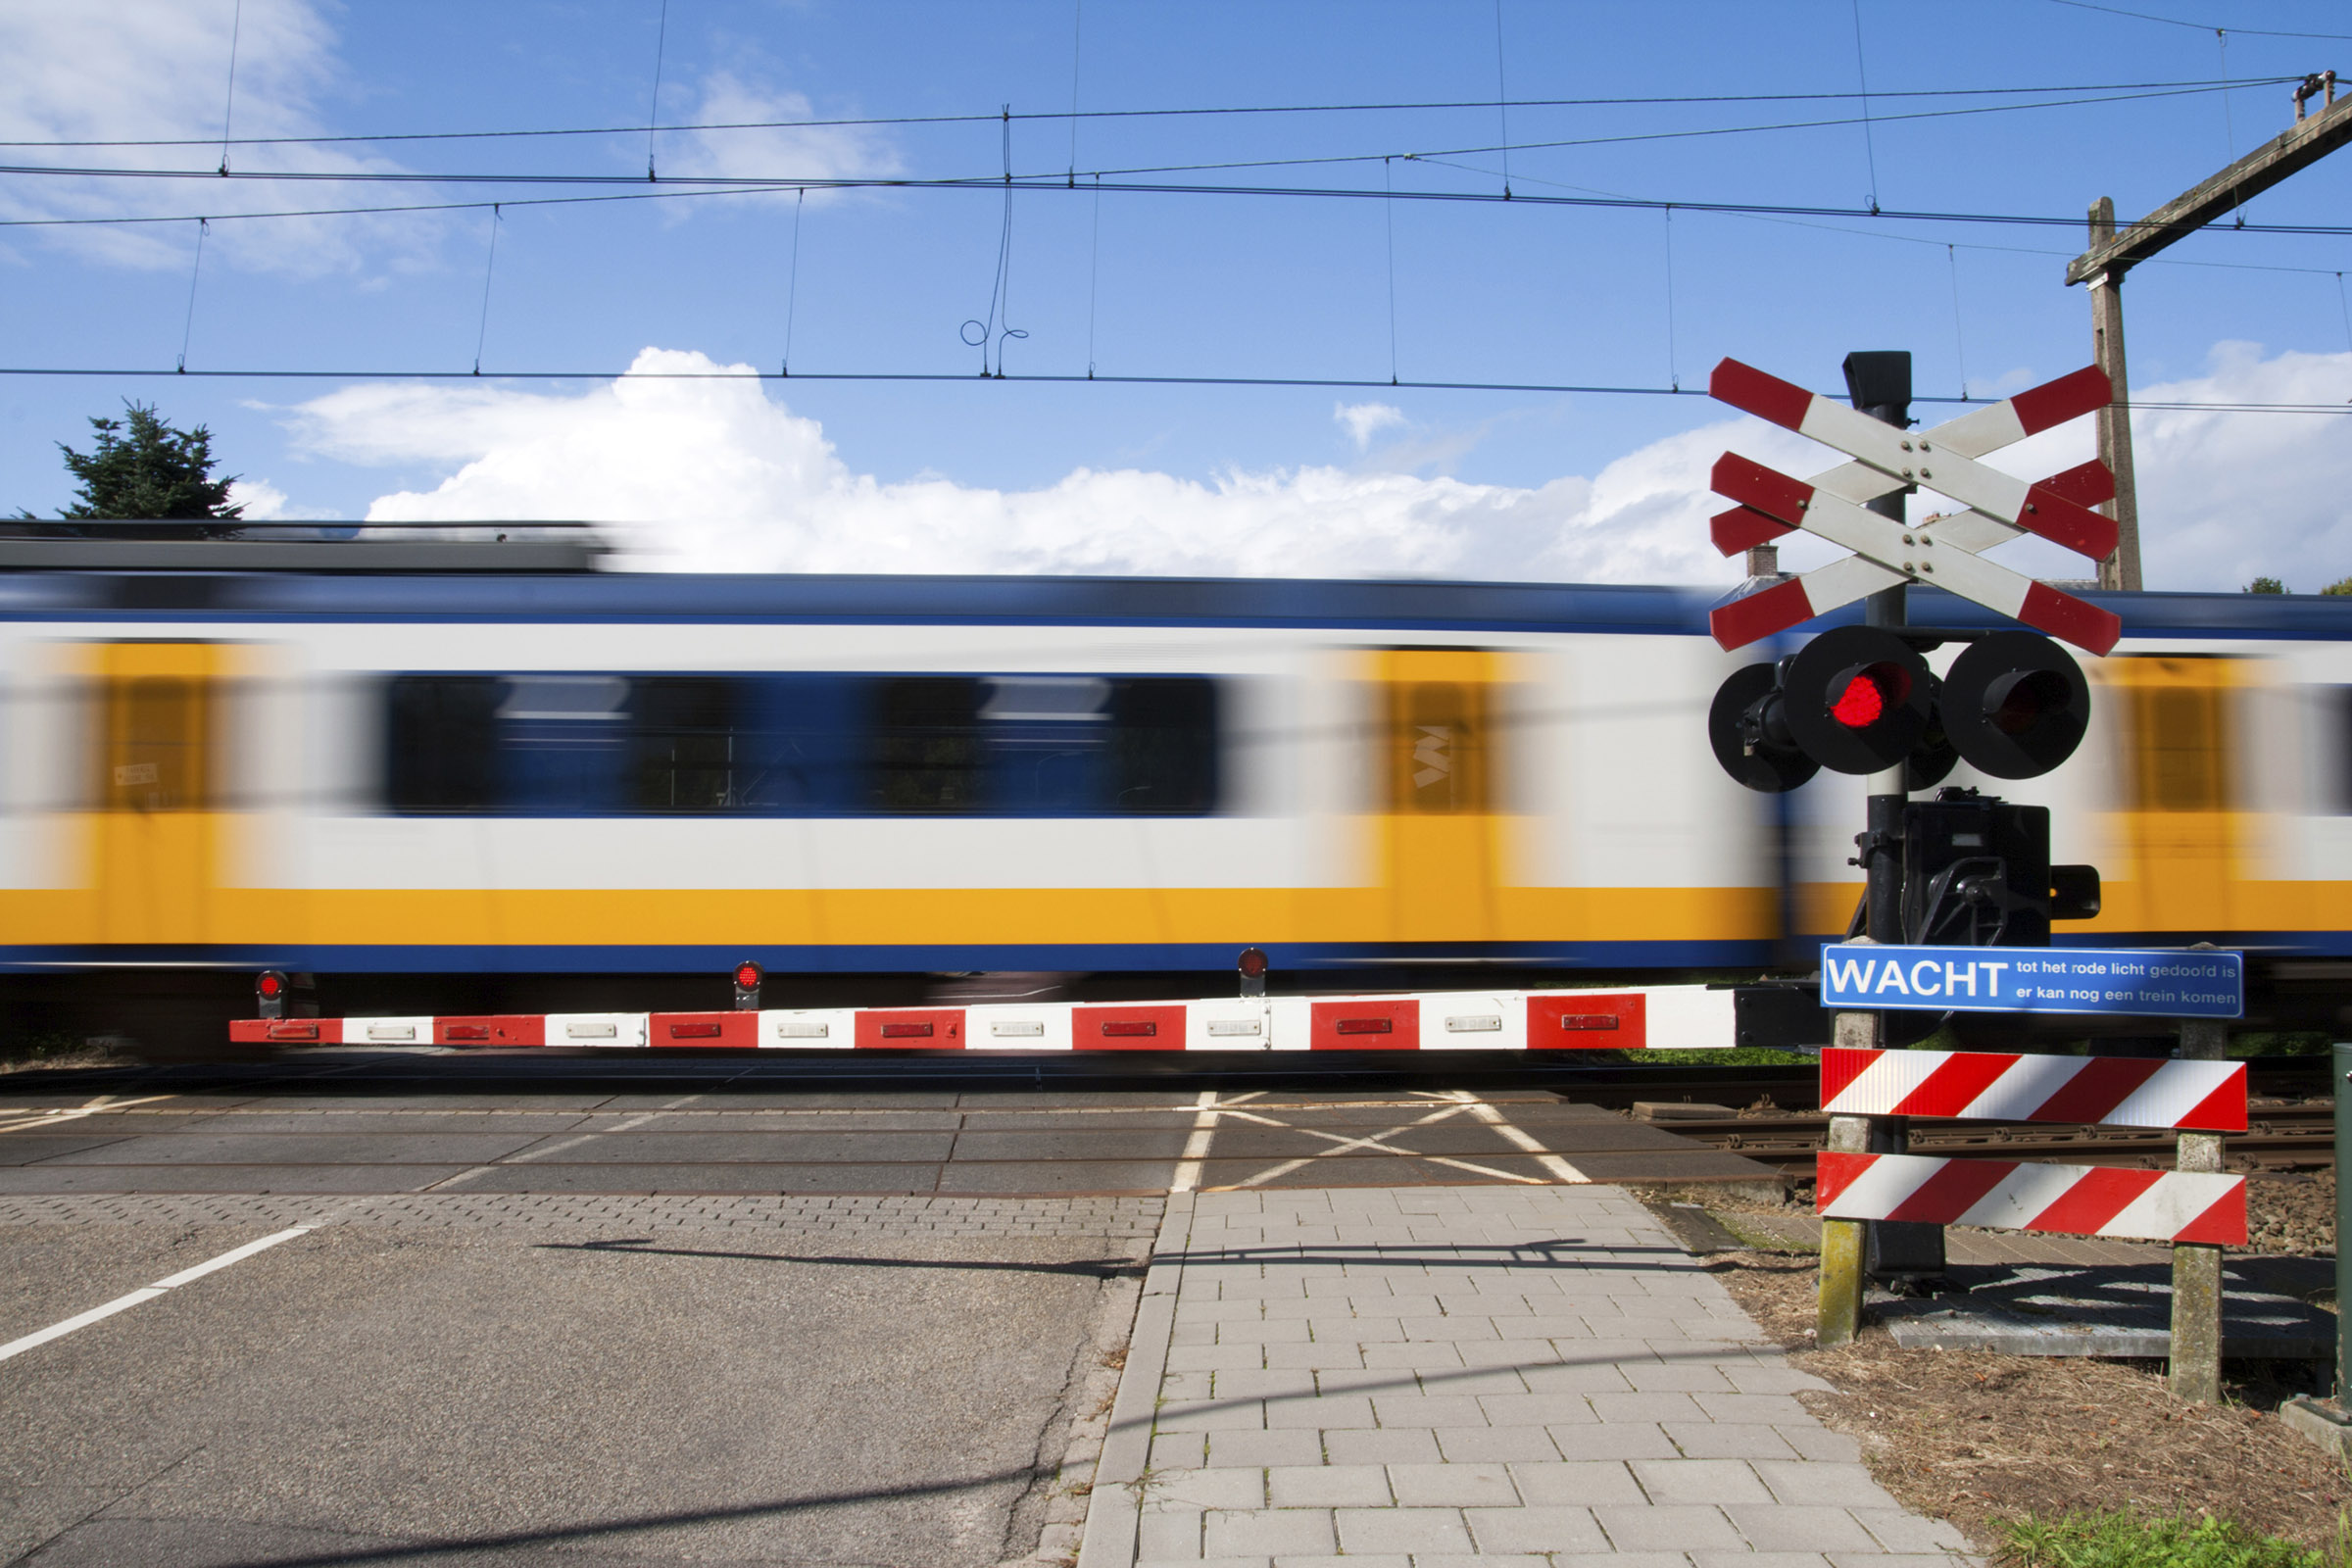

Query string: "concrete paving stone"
[1264, 1557, 1410, 1568]
[1333, 1505, 1473, 1555]
[1546, 1553, 1694, 1568]
[1301, 1278, 1364, 1298]
[1360, 1344, 1465, 1370]
[1520, 1361, 1634, 1395]
[1664, 1421, 1802, 1459]
[1431, 1425, 1562, 1463]
[1694, 1393, 1813, 1424]
[1152, 1470, 1272, 1509]
[1173, 1322, 1222, 1348]
[1590, 1391, 1705, 1424]
[1266, 1465, 1395, 1508]
[1462, 1504, 1610, 1554]
[1455, 1340, 1563, 1369]
[1348, 1295, 1444, 1317]
[1494, 1314, 1603, 1341]
[1692, 1554, 1836, 1568]
[1155, 1399, 1268, 1432]
[1369, 1396, 1490, 1428]
[1137, 1502, 1205, 1560]
[1778, 1425, 1862, 1462]
[1407, 1556, 1551, 1568]
[1264, 1395, 1375, 1430]
[1218, 1279, 1309, 1299]
[1476, 1393, 1598, 1427]
[1632, 1458, 1776, 1506]
[1622, 1362, 1738, 1393]
[1321, 1429, 1443, 1466]
[1308, 1315, 1406, 1342]
[1548, 1421, 1682, 1460]
[1152, 1432, 1211, 1470]
[1169, 1344, 1272, 1373]
[1214, 1368, 1321, 1399]
[1728, 1505, 1885, 1552]
[1262, 1343, 1372, 1370]
[1852, 1506, 1976, 1552]
[1221, 1318, 1313, 1345]
[1202, 1508, 1339, 1557]
[1828, 1555, 1984, 1568]
[1384, 1462, 1519, 1507]
[1751, 1460, 1904, 1511]
[1259, 1298, 1322, 1320]
[1594, 1503, 1746, 1551]
[1507, 1460, 1647, 1506]
[1722, 1363, 1837, 1396]
[1165, 1371, 1215, 1401]
[1205, 1430, 1328, 1469]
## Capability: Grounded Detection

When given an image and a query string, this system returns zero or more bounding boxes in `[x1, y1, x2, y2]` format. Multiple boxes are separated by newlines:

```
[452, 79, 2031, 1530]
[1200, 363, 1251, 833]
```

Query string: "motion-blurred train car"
[0, 533, 2346, 1045]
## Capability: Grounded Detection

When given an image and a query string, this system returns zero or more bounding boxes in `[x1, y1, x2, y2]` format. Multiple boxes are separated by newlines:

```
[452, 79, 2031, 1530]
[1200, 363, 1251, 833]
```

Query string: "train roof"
[0, 557, 2344, 641]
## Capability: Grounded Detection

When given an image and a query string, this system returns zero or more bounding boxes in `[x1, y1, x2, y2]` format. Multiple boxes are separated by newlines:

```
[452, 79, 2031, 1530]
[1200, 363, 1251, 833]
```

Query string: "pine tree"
[47, 402, 242, 523]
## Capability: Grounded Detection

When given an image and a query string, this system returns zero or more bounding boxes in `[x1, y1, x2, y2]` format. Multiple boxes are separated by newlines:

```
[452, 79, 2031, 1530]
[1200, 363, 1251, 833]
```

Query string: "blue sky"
[1, 1, 2347, 589]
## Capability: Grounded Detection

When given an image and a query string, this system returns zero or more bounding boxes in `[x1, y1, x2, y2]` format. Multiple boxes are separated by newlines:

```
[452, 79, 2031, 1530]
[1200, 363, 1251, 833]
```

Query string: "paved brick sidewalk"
[1078, 1186, 1978, 1567]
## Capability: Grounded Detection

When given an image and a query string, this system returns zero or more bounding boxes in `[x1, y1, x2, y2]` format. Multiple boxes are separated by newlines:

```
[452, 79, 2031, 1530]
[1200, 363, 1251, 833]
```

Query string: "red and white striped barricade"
[1704, 358, 2122, 655]
[1817, 1151, 2245, 1245]
[1813, 1046, 2249, 1246]
[1820, 1046, 2247, 1132]
[228, 983, 1738, 1053]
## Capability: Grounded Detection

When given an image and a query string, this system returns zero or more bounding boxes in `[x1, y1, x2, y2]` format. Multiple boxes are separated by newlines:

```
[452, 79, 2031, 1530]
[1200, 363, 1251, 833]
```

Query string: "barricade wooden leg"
[2172, 1014, 2228, 1403]
[1818, 1008, 1879, 1348]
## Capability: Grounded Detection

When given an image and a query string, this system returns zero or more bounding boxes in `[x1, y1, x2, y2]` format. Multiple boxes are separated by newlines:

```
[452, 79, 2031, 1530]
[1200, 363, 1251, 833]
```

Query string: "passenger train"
[5, 538, 2351, 1047]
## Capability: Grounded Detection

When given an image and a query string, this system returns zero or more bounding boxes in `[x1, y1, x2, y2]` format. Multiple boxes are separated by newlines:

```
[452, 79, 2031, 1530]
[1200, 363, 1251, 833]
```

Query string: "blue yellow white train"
[2, 567, 2348, 997]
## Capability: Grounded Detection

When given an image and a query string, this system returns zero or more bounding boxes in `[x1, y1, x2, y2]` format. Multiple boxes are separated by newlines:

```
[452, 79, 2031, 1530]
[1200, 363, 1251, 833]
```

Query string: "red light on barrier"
[257, 971, 285, 999]
[733, 961, 761, 990]
[1237, 948, 1268, 979]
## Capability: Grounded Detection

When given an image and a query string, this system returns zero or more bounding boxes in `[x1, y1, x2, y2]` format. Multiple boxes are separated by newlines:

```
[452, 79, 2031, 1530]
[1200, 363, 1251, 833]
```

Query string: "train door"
[2102, 654, 2243, 934]
[88, 641, 224, 945]
[1373, 649, 1501, 943]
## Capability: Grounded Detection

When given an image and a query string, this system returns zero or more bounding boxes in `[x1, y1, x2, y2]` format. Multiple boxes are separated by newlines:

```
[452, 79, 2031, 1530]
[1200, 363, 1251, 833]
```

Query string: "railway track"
[1660, 1102, 2335, 1176]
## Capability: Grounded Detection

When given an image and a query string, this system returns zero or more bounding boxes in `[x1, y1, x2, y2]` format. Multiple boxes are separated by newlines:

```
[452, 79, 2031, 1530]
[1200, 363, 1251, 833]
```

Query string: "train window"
[385, 676, 498, 811]
[868, 677, 986, 812]
[384, 671, 1221, 816]
[1386, 680, 1487, 814]
[101, 674, 208, 811]
[1106, 677, 1219, 813]
[628, 677, 743, 811]
[2127, 680, 2230, 812]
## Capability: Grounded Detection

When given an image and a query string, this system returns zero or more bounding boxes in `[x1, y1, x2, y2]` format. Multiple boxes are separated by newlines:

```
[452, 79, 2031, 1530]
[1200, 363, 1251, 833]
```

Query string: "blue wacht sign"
[1818, 944, 2243, 1018]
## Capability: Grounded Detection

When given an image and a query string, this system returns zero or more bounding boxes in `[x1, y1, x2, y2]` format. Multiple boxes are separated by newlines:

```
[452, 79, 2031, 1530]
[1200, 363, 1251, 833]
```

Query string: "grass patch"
[2004, 1510, 2347, 1568]
[1574, 1047, 1815, 1067]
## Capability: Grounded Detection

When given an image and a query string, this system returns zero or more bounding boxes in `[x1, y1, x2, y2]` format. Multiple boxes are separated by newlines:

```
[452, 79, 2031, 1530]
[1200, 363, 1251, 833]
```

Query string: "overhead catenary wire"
[2042, 0, 2352, 42]
[216, 0, 244, 176]
[0, 361, 2336, 414]
[646, 0, 671, 180]
[1850, 0, 1881, 212]
[175, 219, 208, 372]
[471, 204, 501, 374]
[782, 189, 805, 376]
[0, 74, 2296, 152]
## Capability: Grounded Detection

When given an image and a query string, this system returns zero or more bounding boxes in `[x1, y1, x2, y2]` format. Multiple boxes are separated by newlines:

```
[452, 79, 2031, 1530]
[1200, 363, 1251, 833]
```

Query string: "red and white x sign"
[1703, 359, 2123, 657]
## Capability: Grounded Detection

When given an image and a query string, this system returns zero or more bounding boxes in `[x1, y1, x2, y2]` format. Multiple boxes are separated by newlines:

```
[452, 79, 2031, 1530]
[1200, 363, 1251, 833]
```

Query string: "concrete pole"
[2087, 197, 2143, 593]
[1818, 1005, 1879, 1348]
[2170, 1013, 2228, 1402]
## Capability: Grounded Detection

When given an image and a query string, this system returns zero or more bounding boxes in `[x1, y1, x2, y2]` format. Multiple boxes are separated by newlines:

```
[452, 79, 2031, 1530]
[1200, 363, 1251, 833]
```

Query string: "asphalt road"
[0, 1052, 1774, 1567]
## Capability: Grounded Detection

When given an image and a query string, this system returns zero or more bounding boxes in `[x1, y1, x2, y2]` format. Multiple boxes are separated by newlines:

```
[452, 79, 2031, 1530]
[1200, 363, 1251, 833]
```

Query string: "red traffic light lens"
[1237, 947, 1268, 979]
[256, 970, 285, 999]
[1989, 668, 2067, 736]
[1830, 662, 1911, 730]
[733, 961, 762, 990]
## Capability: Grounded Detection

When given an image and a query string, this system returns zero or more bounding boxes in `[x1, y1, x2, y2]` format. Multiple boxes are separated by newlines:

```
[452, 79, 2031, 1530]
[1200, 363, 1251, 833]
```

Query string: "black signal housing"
[1941, 631, 2091, 779]
[1781, 625, 1936, 776]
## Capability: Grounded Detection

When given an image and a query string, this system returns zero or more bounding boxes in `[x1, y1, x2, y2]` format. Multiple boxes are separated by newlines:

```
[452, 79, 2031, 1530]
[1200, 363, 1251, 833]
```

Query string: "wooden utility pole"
[2066, 74, 2348, 592]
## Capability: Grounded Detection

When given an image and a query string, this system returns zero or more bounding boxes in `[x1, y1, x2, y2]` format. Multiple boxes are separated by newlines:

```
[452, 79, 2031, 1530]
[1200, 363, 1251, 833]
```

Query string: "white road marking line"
[432, 1093, 703, 1181]
[0, 1226, 313, 1365]
[1220, 1103, 1527, 1190]
[1449, 1091, 1591, 1184]
[0, 1094, 177, 1136]
[1168, 1090, 1219, 1194]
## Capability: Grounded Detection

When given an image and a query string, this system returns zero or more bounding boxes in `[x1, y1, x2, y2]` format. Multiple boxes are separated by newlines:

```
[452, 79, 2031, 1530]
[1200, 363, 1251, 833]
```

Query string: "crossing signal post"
[1701, 346, 2122, 1339]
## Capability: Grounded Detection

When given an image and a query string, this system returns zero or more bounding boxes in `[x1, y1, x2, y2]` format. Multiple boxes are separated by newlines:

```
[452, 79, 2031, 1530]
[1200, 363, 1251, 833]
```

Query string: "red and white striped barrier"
[1820, 1047, 2246, 1133]
[230, 983, 1737, 1053]
[1817, 1151, 2246, 1246]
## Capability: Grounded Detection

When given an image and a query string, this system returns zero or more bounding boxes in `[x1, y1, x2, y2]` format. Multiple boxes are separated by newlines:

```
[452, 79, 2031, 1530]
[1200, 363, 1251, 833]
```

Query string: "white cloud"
[659, 74, 902, 201]
[0, 0, 426, 275]
[284, 341, 2350, 593]
[224, 476, 288, 518]
[288, 347, 1788, 583]
[1334, 401, 1406, 451]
